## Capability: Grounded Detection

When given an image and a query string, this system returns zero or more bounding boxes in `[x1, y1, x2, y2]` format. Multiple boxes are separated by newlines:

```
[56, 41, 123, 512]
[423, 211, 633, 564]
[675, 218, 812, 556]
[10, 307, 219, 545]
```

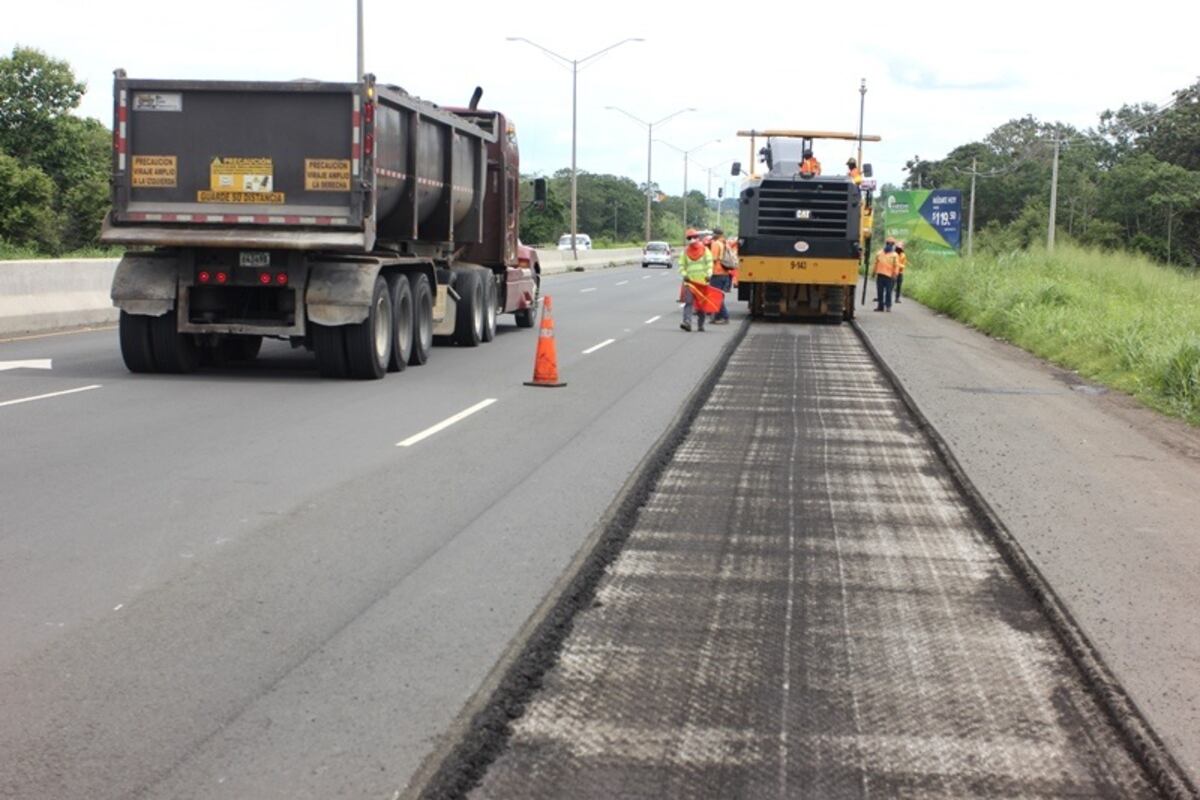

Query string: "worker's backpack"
[719, 242, 739, 270]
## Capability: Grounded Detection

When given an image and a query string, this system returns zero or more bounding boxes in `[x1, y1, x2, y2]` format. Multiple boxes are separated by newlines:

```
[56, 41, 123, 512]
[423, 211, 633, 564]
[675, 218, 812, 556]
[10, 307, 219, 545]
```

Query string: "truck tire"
[453, 267, 483, 347]
[149, 311, 197, 373]
[408, 272, 433, 366]
[388, 275, 413, 372]
[312, 323, 348, 378]
[344, 274, 393, 380]
[481, 270, 497, 342]
[119, 311, 157, 373]
[514, 274, 540, 329]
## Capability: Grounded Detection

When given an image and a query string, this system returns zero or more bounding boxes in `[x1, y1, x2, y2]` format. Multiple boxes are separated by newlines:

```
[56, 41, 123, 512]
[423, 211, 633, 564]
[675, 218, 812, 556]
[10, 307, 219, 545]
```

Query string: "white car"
[642, 241, 673, 268]
[556, 234, 592, 250]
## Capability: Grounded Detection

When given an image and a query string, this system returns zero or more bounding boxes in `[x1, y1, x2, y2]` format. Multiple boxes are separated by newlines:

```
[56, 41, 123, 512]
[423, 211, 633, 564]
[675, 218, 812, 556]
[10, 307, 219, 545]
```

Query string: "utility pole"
[1048, 137, 1061, 251]
[954, 156, 1009, 258]
[969, 157, 977, 258]
[856, 78, 866, 170]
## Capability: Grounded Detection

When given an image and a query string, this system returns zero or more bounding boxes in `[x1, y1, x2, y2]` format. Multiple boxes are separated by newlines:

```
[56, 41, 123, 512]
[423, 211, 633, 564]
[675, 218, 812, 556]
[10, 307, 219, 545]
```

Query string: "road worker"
[679, 228, 713, 332]
[800, 148, 821, 176]
[895, 241, 907, 303]
[872, 236, 899, 312]
[847, 157, 862, 184]
[708, 228, 733, 324]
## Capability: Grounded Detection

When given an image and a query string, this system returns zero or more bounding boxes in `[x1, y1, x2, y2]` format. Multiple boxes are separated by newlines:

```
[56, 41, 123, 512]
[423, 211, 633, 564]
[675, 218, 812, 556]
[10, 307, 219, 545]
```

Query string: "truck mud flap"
[306, 260, 383, 327]
[110, 252, 180, 317]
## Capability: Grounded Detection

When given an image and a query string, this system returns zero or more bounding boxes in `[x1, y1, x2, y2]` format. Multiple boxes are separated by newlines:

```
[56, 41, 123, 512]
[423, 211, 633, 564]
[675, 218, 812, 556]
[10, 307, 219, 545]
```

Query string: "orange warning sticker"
[305, 159, 351, 191]
[131, 155, 177, 188]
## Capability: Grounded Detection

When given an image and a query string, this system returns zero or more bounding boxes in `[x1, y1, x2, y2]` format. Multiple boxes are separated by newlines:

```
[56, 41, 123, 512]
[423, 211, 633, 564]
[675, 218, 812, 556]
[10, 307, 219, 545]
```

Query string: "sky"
[4, 0, 1197, 196]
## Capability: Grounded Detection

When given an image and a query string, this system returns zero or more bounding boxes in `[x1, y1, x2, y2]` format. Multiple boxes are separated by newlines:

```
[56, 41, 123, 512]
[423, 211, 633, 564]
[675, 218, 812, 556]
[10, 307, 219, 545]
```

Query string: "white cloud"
[4, 0, 1196, 192]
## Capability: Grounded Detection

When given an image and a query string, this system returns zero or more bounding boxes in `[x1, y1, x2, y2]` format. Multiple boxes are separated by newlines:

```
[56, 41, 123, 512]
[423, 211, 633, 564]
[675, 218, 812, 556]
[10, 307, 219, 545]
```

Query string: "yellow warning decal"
[131, 155, 177, 188]
[305, 159, 351, 191]
[209, 157, 274, 193]
[196, 190, 286, 204]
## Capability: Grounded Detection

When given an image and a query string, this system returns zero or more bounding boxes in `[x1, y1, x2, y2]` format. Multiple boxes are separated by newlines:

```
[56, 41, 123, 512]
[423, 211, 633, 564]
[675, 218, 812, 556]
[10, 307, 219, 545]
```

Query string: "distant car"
[556, 233, 592, 251]
[642, 240, 673, 268]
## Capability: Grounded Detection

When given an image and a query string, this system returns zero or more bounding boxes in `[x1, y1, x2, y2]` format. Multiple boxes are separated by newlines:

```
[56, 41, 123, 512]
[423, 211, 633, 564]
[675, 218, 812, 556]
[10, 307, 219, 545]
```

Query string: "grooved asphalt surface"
[0, 265, 729, 799]
[472, 323, 1157, 799]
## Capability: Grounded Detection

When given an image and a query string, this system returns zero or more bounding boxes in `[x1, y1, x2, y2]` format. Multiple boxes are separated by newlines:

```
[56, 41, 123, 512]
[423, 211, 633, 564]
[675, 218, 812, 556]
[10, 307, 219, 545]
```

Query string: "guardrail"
[0, 248, 645, 338]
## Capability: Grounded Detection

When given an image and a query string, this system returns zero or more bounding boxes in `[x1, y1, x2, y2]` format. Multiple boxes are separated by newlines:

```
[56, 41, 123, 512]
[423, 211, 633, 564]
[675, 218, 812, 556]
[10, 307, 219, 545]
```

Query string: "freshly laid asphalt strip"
[429, 322, 1163, 799]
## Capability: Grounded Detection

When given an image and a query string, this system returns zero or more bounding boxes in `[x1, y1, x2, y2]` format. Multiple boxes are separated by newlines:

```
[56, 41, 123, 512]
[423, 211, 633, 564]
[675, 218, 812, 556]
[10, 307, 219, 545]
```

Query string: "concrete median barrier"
[0, 259, 120, 338]
[0, 248, 645, 338]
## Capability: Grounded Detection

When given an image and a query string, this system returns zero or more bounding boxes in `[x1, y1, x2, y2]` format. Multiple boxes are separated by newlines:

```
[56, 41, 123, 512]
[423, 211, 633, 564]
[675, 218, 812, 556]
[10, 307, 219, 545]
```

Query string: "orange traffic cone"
[524, 295, 566, 388]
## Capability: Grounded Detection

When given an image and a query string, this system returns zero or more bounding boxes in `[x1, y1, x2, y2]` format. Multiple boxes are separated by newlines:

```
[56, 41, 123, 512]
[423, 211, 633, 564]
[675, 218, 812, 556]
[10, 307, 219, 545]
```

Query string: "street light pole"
[507, 37, 644, 259]
[356, 0, 364, 80]
[606, 105, 694, 241]
[657, 137, 720, 232]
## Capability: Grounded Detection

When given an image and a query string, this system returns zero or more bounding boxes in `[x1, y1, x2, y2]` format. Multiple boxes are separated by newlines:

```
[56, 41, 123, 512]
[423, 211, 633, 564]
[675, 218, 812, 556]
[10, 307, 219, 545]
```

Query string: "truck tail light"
[198, 271, 212, 284]
[364, 101, 375, 124]
[364, 132, 374, 156]
[275, 272, 288, 285]
[216, 271, 229, 285]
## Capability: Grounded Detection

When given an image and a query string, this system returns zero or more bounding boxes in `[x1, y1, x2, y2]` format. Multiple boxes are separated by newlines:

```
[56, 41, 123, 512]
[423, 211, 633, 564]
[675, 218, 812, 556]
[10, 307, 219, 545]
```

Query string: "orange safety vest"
[711, 238, 730, 275]
[873, 250, 899, 278]
[897, 252, 908, 273]
[800, 157, 822, 175]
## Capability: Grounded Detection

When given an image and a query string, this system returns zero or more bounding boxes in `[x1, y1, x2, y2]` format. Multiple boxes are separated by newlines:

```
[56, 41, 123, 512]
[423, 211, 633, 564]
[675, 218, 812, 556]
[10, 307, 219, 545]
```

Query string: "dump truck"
[101, 71, 543, 378]
[730, 130, 879, 322]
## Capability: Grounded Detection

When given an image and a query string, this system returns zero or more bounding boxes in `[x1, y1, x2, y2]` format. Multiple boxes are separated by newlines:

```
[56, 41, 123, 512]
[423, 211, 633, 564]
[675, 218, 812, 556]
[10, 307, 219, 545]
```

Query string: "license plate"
[239, 251, 270, 268]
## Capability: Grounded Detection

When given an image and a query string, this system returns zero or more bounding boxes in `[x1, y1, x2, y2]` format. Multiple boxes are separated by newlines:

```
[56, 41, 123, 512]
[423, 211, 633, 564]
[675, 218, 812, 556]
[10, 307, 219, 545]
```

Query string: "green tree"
[0, 46, 87, 164]
[0, 152, 61, 252]
[0, 47, 111, 254]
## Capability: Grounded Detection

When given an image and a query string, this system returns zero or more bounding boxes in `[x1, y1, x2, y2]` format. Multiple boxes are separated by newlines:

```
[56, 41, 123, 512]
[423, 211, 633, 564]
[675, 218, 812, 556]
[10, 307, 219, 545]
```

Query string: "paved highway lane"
[0, 265, 728, 799]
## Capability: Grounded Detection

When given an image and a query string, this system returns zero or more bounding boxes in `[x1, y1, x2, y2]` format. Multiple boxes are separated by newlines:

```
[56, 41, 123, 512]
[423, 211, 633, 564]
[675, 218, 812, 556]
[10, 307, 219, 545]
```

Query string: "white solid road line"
[396, 398, 498, 447]
[616, 280, 629, 286]
[581, 287, 597, 293]
[0, 359, 52, 372]
[0, 384, 101, 408]
[645, 315, 662, 324]
[583, 339, 616, 355]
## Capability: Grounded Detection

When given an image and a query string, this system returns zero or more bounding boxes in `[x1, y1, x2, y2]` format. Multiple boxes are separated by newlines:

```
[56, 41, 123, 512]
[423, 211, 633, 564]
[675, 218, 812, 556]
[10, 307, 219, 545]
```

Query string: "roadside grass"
[904, 243, 1200, 425]
[0, 242, 124, 260]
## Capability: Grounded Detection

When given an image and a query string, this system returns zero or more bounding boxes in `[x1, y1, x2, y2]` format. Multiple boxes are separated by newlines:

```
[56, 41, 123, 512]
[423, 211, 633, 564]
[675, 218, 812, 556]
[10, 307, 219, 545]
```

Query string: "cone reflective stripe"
[524, 295, 566, 388]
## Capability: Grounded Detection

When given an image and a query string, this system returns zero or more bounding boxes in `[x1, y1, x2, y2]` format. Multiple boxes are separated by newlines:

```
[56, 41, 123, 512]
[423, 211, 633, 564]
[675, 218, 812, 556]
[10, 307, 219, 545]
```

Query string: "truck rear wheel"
[481, 271, 497, 342]
[312, 324, 348, 378]
[388, 275, 413, 372]
[408, 272, 433, 366]
[453, 268, 483, 347]
[119, 311, 157, 373]
[149, 311, 197, 373]
[344, 274, 393, 380]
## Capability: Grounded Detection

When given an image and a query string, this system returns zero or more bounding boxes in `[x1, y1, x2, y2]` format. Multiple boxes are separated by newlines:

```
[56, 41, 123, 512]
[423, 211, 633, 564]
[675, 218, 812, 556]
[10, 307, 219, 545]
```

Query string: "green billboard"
[882, 189, 962, 257]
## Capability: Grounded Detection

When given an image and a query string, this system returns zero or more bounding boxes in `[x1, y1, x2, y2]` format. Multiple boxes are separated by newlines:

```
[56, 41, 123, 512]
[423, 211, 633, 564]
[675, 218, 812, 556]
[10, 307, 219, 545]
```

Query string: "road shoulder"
[856, 298, 1200, 788]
